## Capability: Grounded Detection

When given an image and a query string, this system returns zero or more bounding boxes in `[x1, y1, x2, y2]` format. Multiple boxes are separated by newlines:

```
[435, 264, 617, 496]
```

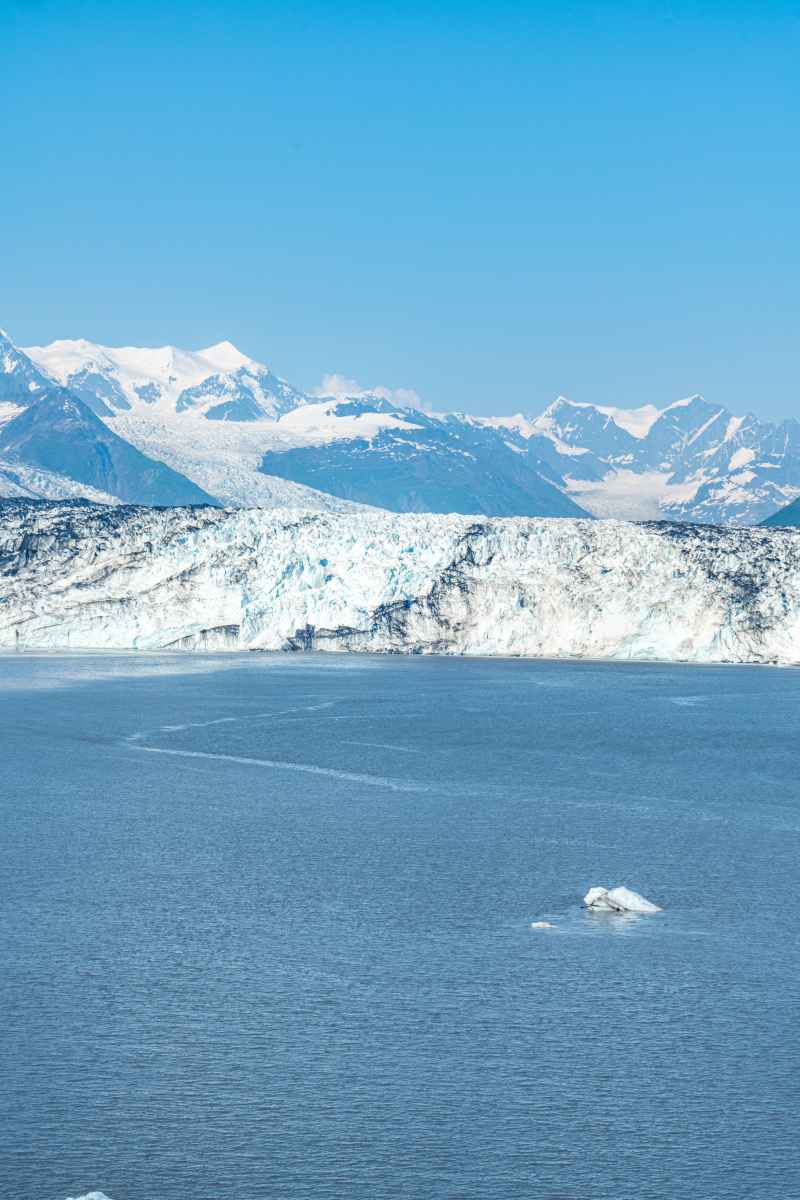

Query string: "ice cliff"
[2, 500, 800, 661]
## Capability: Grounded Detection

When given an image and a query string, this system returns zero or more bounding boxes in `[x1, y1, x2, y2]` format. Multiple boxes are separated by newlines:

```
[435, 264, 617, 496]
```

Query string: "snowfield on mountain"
[4, 330, 593, 518]
[3, 327, 800, 523]
[519, 395, 800, 524]
[22, 336, 310, 421]
[3, 500, 800, 662]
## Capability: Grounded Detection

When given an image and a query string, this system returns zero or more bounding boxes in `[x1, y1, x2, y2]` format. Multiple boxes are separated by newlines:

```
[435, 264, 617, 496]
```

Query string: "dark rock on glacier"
[2, 500, 800, 661]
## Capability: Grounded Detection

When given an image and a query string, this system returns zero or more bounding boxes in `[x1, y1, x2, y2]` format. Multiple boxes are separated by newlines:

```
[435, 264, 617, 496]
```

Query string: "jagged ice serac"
[3, 501, 800, 662]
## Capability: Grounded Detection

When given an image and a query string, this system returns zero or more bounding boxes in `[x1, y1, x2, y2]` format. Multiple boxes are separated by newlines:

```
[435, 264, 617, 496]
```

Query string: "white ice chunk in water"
[583, 886, 661, 913]
[65, 1193, 115, 1200]
[606, 886, 661, 912]
[531, 922, 556, 929]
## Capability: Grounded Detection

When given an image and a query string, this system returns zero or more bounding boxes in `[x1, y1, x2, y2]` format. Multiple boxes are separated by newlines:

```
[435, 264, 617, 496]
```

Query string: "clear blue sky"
[2, 0, 799, 419]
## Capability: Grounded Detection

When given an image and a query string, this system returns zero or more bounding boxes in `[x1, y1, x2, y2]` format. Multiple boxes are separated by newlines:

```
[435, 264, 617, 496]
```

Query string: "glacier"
[3, 500, 800, 661]
[9, 327, 800, 523]
[103, 407, 391, 512]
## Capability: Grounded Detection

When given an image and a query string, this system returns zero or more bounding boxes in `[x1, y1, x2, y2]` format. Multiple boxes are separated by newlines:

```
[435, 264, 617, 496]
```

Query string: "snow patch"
[724, 415, 746, 442]
[0, 401, 26, 428]
[594, 404, 664, 439]
[276, 400, 422, 446]
[729, 447, 756, 471]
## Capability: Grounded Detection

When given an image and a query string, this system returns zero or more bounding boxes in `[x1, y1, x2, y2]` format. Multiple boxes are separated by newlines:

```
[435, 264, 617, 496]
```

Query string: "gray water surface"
[1, 653, 798, 1200]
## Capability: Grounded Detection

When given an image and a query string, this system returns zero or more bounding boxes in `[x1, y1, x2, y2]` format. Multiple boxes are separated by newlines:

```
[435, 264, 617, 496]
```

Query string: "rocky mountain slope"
[3, 500, 799, 662]
[4, 330, 592, 518]
[511, 395, 800, 524]
[5, 327, 800, 523]
[0, 390, 218, 506]
[255, 398, 587, 517]
[762, 496, 800, 526]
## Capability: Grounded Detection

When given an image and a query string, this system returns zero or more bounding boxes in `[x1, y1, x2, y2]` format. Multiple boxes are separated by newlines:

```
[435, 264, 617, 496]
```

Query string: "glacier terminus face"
[3, 500, 800, 662]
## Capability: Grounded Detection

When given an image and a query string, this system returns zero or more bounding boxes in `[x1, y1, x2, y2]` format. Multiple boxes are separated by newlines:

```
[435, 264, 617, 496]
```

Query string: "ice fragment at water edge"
[583, 887, 661, 913]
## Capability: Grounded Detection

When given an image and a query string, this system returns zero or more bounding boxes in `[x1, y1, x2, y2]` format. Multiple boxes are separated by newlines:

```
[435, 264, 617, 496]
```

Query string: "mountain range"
[1, 326, 799, 524]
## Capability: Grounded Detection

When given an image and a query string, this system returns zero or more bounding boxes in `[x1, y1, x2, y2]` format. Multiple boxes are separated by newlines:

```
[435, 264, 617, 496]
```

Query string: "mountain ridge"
[4, 327, 800, 523]
[23, 336, 311, 422]
[0, 389, 219, 507]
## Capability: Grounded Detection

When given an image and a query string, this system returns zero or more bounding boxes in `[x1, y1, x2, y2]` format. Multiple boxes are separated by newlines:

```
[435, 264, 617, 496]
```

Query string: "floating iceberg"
[583, 887, 661, 913]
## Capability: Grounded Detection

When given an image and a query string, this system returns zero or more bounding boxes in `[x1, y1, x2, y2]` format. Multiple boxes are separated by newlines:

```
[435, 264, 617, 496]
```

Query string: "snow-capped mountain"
[23, 337, 310, 421]
[0, 334, 376, 512]
[493, 395, 800, 524]
[0, 331, 591, 518]
[0, 329, 52, 417]
[3, 500, 800, 662]
[4, 326, 800, 523]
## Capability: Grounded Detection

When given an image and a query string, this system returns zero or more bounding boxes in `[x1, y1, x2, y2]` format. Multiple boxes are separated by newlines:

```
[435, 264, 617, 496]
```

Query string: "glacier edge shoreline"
[2, 500, 800, 664]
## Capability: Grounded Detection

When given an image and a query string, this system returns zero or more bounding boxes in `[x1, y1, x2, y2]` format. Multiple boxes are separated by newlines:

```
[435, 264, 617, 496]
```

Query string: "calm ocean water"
[1, 652, 798, 1200]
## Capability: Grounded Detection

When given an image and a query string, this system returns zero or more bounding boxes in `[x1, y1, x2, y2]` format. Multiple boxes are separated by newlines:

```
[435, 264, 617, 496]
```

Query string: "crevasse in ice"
[3, 503, 800, 661]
